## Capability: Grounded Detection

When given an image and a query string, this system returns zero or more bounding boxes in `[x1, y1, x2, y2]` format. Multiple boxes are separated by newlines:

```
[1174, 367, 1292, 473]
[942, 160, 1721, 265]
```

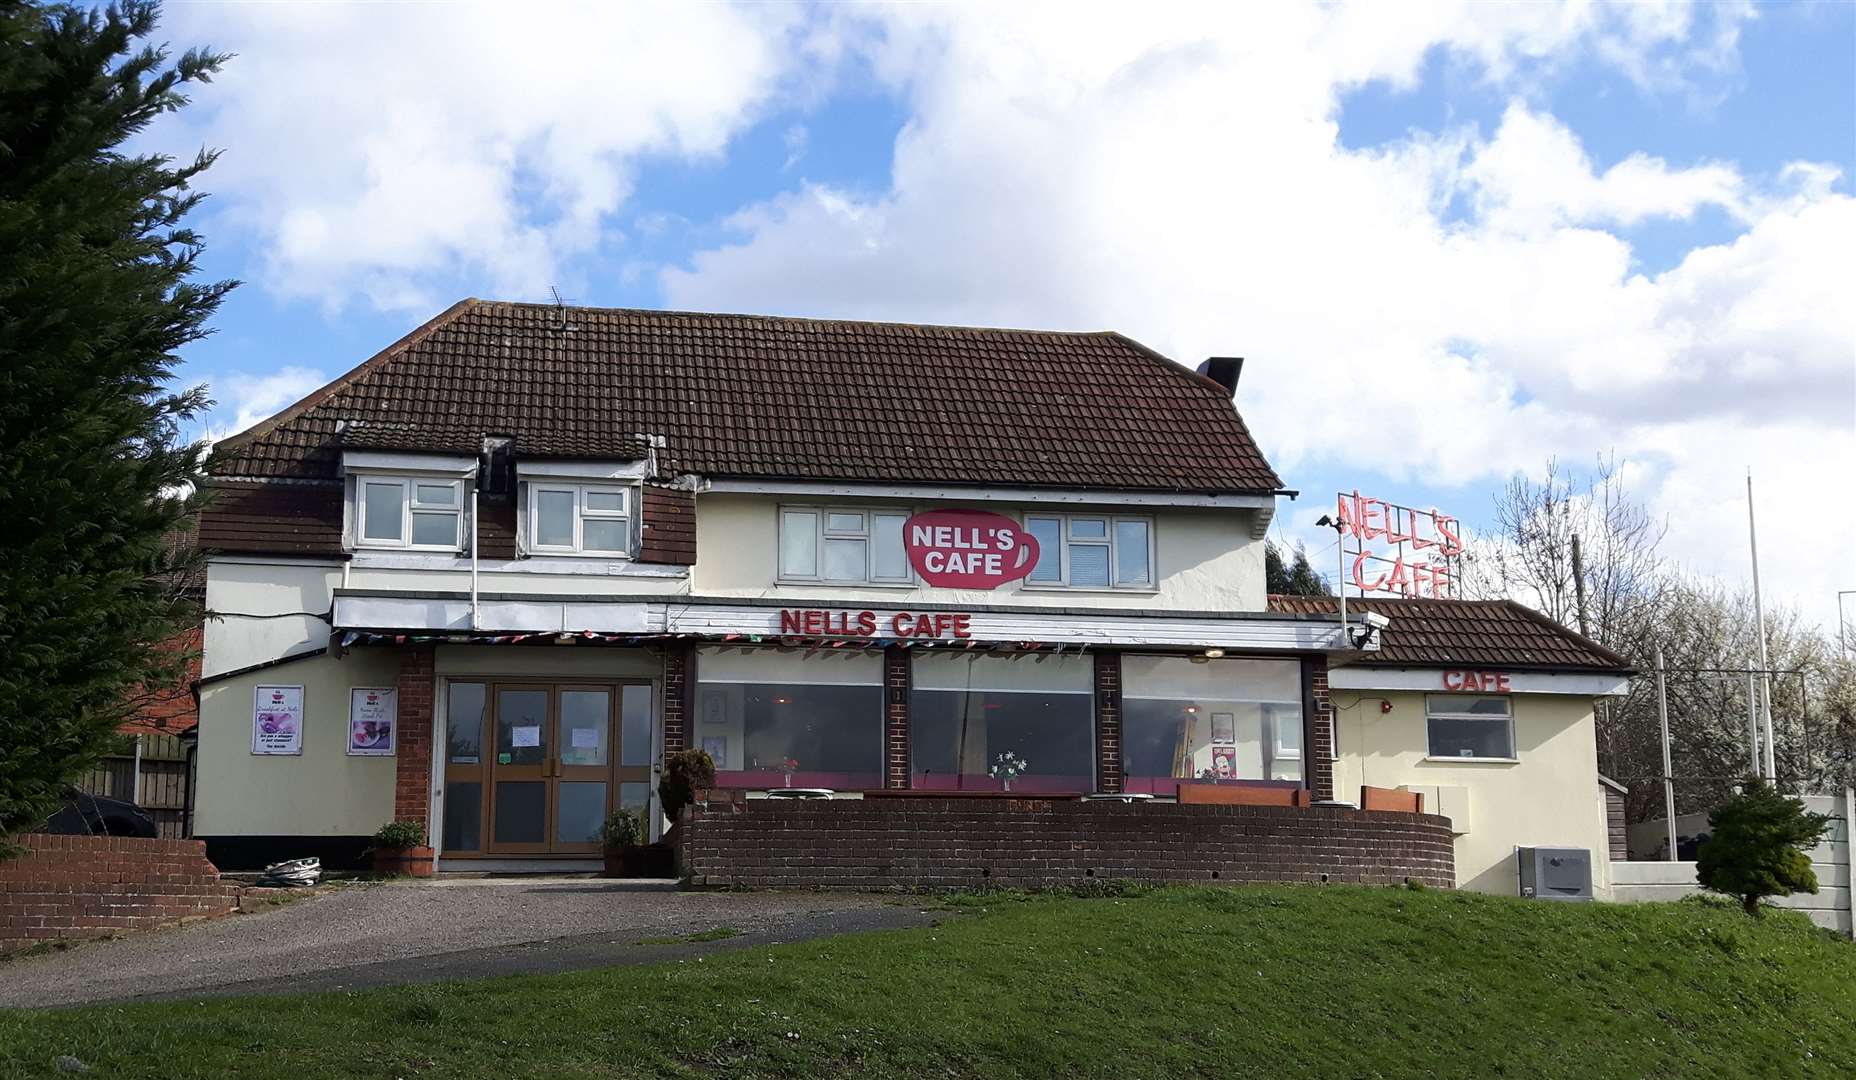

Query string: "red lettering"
[803, 610, 825, 635]
[933, 613, 955, 637]
[952, 614, 972, 639]
[780, 610, 804, 635]
[1494, 673, 1511, 693]
[1442, 671, 1464, 691]
[1361, 498, 1385, 542]
[856, 611, 877, 636]
[1435, 515, 1462, 557]
[891, 613, 913, 636]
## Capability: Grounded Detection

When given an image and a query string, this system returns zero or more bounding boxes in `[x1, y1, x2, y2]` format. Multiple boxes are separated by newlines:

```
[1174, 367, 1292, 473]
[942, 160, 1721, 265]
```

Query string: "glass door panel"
[489, 687, 551, 853]
[560, 690, 611, 767]
[553, 688, 611, 854]
[555, 781, 608, 845]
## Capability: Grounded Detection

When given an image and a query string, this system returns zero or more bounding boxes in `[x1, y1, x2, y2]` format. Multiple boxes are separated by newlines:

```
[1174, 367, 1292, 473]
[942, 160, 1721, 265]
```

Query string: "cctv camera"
[1362, 611, 1390, 629]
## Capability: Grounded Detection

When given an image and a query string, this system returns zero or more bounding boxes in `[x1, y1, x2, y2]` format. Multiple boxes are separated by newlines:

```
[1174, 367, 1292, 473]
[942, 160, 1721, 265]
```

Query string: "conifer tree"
[0, 1, 230, 851]
[1696, 780, 1831, 916]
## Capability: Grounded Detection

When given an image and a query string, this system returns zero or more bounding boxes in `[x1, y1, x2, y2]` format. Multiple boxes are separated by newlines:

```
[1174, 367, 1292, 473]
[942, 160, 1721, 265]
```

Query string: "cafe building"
[191, 300, 1632, 895]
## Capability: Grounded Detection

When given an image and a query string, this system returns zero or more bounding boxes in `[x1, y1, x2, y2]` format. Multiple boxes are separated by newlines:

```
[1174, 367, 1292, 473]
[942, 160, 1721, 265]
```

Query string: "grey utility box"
[1516, 847, 1593, 901]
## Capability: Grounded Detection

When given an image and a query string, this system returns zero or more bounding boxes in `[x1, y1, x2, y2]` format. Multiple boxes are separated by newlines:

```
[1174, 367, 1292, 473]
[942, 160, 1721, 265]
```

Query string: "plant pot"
[372, 845, 435, 878]
[604, 844, 648, 878]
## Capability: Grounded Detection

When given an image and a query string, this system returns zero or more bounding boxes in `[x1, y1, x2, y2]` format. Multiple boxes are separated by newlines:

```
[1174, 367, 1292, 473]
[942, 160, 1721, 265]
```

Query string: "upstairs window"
[779, 507, 912, 585]
[1425, 695, 1516, 760]
[528, 483, 634, 556]
[356, 477, 464, 550]
[1024, 514, 1153, 589]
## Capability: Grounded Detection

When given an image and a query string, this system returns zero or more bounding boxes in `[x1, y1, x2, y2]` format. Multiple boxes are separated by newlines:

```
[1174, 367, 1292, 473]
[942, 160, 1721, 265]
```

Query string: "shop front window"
[910, 653, 1094, 792]
[1122, 656, 1304, 796]
[695, 648, 883, 790]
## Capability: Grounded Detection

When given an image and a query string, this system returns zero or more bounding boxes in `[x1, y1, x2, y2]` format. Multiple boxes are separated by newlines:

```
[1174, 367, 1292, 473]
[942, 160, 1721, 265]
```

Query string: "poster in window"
[1210, 712, 1236, 745]
[701, 736, 727, 769]
[1212, 747, 1236, 778]
[252, 684, 305, 755]
[347, 687, 396, 756]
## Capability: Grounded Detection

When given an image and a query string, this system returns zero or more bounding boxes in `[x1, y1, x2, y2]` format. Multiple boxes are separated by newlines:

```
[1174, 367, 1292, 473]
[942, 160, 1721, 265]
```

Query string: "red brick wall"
[663, 643, 691, 753]
[884, 646, 909, 788]
[1094, 652, 1123, 794]
[0, 835, 243, 951]
[1306, 657, 1335, 802]
[681, 799, 1455, 890]
[121, 624, 202, 735]
[394, 646, 436, 829]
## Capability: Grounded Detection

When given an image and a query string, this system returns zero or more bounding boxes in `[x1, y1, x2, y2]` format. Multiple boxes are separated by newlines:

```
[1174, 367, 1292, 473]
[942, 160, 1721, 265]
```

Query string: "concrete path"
[0, 878, 940, 1009]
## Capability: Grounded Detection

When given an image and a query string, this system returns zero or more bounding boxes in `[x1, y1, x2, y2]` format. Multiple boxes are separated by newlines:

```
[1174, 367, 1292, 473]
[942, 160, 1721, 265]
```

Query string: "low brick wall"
[1, 834, 246, 951]
[680, 798, 1456, 890]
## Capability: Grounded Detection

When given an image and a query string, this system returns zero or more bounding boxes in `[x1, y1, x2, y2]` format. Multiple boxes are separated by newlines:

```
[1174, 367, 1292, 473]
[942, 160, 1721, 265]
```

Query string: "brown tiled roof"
[208, 300, 1282, 494]
[1268, 595, 1633, 674]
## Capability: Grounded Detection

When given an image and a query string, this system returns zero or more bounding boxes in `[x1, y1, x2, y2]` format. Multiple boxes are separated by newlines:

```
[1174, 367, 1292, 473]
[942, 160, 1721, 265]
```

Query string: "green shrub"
[600, 809, 641, 849]
[371, 820, 426, 851]
[659, 749, 716, 822]
[1696, 779, 1831, 916]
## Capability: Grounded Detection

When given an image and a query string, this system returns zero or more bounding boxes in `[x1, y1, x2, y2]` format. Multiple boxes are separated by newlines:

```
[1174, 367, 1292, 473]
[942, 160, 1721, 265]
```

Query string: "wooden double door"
[482, 681, 653, 855]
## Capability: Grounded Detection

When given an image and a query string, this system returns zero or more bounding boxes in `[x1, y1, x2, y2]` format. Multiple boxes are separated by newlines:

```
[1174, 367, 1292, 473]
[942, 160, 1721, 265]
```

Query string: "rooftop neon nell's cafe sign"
[1336, 491, 1463, 598]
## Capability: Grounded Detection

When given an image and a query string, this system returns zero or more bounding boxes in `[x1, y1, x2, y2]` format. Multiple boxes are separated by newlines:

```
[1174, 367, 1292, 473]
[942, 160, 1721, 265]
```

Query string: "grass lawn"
[3, 885, 1853, 1078]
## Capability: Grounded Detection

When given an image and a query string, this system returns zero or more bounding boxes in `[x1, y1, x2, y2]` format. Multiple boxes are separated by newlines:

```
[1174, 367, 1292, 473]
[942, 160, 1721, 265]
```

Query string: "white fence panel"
[1609, 790, 1853, 937]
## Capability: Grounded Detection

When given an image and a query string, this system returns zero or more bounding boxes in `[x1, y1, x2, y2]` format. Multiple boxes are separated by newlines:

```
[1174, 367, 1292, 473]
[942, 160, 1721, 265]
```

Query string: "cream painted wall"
[691, 493, 1266, 612]
[1331, 690, 1611, 898]
[193, 649, 402, 838]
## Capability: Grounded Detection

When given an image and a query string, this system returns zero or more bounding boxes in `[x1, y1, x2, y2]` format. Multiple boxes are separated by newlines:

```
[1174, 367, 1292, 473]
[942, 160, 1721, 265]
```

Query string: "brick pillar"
[1305, 655, 1335, 802]
[662, 642, 692, 754]
[394, 645, 436, 829]
[1094, 651, 1122, 794]
[884, 645, 911, 788]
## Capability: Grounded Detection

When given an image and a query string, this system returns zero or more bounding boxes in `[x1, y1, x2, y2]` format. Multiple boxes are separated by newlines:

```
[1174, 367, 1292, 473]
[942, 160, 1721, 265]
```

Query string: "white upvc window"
[355, 476, 465, 551]
[1425, 695, 1517, 761]
[778, 506, 912, 585]
[1022, 513, 1155, 590]
[528, 483, 634, 556]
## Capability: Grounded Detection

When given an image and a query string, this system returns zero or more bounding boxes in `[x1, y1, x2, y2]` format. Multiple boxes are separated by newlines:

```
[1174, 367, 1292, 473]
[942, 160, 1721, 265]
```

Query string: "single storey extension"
[192, 300, 1632, 894]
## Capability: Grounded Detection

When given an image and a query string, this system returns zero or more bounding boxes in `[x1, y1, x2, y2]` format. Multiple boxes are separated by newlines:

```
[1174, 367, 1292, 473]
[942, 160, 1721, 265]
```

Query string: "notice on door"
[511, 725, 541, 748]
[252, 685, 305, 756]
[571, 728, 599, 750]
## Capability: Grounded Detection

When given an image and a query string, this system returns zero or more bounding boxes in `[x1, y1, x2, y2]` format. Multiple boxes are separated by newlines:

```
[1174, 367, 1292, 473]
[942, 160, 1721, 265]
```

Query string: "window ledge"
[1422, 755, 1519, 765]
[1017, 584, 1162, 596]
[774, 578, 919, 590]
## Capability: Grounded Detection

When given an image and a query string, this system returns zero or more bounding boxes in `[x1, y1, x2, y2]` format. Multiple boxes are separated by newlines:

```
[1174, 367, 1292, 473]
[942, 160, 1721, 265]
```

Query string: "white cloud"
[659, 2, 1854, 621]
[156, 2, 820, 314]
[209, 366, 327, 442]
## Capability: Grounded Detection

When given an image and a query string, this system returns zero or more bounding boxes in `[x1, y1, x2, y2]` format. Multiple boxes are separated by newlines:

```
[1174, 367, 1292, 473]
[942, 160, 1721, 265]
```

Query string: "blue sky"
[151, 2, 1853, 621]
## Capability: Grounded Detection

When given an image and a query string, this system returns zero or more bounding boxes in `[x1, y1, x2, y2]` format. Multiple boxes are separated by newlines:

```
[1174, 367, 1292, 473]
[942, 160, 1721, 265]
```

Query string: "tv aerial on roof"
[547, 285, 579, 336]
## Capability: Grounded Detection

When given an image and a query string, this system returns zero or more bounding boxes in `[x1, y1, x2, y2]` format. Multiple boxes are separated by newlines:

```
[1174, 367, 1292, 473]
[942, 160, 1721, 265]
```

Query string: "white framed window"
[1425, 695, 1516, 761]
[355, 476, 464, 551]
[778, 506, 912, 585]
[1023, 513, 1155, 590]
[527, 483, 634, 556]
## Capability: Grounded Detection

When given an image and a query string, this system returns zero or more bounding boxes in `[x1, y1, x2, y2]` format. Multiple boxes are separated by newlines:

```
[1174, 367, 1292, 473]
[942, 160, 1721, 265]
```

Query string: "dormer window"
[515, 458, 652, 559]
[342, 450, 479, 553]
[358, 477, 464, 549]
[530, 484, 633, 555]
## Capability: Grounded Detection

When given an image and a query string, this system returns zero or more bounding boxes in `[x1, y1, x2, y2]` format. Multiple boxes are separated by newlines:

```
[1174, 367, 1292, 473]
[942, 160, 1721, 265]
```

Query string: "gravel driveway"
[0, 879, 939, 1008]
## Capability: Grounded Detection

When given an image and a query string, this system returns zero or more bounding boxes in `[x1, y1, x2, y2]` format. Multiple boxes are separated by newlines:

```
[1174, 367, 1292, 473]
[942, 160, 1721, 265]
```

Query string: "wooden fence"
[75, 732, 191, 839]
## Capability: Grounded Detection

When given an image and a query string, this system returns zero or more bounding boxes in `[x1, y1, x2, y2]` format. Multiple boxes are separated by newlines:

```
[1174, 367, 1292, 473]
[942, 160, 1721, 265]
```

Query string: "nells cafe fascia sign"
[776, 509, 1040, 640]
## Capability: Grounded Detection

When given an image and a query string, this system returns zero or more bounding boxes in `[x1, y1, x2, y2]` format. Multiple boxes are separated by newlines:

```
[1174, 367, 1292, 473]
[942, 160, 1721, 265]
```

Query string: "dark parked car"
[42, 786, 158, 838]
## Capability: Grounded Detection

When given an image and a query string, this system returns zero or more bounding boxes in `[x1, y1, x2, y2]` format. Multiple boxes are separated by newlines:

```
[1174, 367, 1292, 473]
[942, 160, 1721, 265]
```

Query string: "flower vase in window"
[781, 757, 800, 787]
[990, 751, 1029, 792]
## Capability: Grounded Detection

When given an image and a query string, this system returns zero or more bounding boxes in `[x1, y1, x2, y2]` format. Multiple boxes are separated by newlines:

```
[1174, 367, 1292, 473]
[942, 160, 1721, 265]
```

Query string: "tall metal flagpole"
[1747, 472, 1776, 780]
[1656, 648, 1676, 861]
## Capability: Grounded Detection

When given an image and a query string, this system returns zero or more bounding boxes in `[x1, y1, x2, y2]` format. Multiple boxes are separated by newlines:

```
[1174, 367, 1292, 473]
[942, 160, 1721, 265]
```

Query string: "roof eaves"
[1501, 600, 1635, 671]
